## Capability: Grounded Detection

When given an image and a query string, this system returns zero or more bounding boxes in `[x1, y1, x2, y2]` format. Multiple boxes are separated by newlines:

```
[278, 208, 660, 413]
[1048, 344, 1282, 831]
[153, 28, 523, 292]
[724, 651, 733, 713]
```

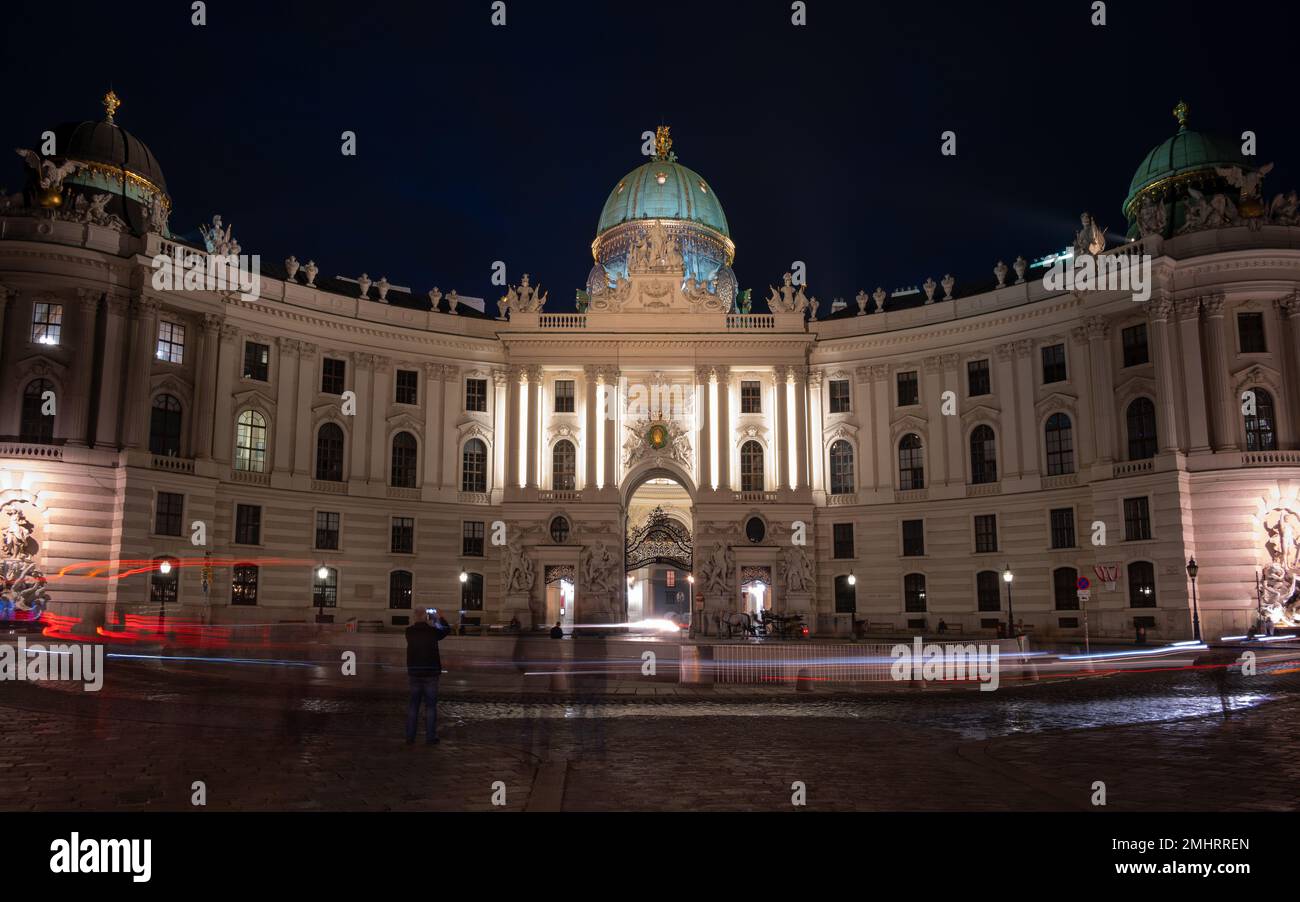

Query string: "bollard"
[796, 666, 814, 692]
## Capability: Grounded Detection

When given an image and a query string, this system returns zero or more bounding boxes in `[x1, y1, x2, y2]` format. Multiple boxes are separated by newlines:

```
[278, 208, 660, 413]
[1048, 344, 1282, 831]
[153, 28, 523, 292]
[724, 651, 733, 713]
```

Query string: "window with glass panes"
[554, 380, 575, 412]
[31, 302, 62, 345]
[321, 358, 346, 394]
[834, 575, 856, 613]
[1238, 312, 1266, 353]
[314, 568, 338, 608]
[315, 511, 340, 549]
[156, 321, 185, 364]
[1041, 343, 1066, 383]
[902, 519, 925, 556]
[1124, 496, 1151, 541]
[243, 342, 270, 381]
[151, 558, 178, 606]
[465, 378, 487, 412]
[1121, 323, 1149, 367]
[977, 570, 1001, 611]
[740, 380, 762, 413]
[391, 517, 415, 554]
[395, 369, 419, 405]
[1049, 507, 1075, 549]
[904, 573, 927, 611]
[832, 523, 854, 559]
[1128, 561, 1156, 607]
[967, 359, 990, 396]
[231, 565, 259, 606]
[462, 521, 485, 556]
[974, 514, 998, 553]
[154, 492, 184, 536]
[828, 380, 850, 413]
[234, 504, 261, 545]
[1053, 567, 1079, 610]
[389, 570, 413, 609]
[896, 371, 919, 406]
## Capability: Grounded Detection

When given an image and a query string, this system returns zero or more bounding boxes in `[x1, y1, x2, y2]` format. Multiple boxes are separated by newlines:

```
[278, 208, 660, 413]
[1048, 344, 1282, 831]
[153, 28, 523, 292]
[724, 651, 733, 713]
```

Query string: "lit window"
[465, 378, 488, 412]
[232, 565, 259, 606]
[462, 439, 487, 493]
[740, 441, 764, 492]
[552, 440, 576, 491]
[390, 432, 418, 487]
[829, 440, 854, 494]
[157, 321, 185, 364]
[31, 302, 62, 346]
[554, 380, 575, 413]
[829, 380, 851, 413]
[243, 342, 270, 381]
[235, 410, 268, 472]
[898, 434, 924, 489]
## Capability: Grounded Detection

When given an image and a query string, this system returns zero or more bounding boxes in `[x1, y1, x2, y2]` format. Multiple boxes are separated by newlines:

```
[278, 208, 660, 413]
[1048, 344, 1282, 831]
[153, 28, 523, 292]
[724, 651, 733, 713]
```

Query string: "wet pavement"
[2, 654, 1299, 811]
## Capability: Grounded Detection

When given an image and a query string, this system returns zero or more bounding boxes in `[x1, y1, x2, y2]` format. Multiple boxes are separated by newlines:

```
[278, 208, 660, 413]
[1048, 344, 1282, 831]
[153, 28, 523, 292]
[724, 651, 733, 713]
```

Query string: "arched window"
[461, 572, 485, 611]
[834, 574, 856, 613]
[20, 378, 54, 444]
[1053, 566, 1079, 610]
[150, 556, 179, 607]
[552, 439, 576, 491]
[1128, 561, 1156, 608]
[389, 570, 413, 609]
[149, 394, 183, 457]
[461, 439, 487, 493]
[898, 434, 924, 490]
[829, 440, 854, 495]
[1045, 412, 1074, 475]
[904, 573, 927, 612]
[740, 440, 764, 492]
[315, 423, 345, 481]
[1127, 398, 1157, 460]
[390, 431, 418, 487]
[549, 516, 570, 544]
[1245, 387, 1278, 452]
[235, 410, 267, 472]
[969, 425, 997, 484]
[977, 570, 1001, 612]
[314, 567, 338, 609]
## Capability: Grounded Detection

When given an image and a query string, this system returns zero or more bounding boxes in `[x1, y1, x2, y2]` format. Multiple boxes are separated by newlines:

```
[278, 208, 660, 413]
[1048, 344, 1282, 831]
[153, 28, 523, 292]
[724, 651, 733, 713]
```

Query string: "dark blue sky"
[4, 0, 1296, 312]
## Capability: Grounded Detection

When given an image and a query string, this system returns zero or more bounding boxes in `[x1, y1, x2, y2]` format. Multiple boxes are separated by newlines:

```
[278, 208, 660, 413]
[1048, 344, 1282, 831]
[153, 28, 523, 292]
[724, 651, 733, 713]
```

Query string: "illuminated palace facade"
[4, 102, 1300, 640]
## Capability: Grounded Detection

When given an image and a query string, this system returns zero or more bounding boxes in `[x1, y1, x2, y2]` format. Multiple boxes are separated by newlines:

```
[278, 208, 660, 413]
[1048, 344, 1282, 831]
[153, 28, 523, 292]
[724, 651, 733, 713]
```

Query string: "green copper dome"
[1123, 100, 1253, 218]
[596, 159, 730, 238]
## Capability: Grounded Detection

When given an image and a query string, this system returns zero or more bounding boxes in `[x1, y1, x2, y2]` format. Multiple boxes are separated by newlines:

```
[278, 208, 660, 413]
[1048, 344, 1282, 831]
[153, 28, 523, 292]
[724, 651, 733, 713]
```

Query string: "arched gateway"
[621, 463, 696, 624]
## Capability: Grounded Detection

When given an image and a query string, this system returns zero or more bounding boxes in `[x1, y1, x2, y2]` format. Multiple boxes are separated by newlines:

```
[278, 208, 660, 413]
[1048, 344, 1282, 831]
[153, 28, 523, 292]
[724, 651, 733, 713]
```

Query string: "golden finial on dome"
[1172, 99, 1189, 130]
[654, 125, 673, 161]
[103, 89, 121, 123]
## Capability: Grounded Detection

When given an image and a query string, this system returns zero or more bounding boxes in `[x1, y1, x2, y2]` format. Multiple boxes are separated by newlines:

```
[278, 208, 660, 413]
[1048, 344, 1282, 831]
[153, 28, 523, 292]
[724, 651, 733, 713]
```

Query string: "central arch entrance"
[622, 464, 694, 623]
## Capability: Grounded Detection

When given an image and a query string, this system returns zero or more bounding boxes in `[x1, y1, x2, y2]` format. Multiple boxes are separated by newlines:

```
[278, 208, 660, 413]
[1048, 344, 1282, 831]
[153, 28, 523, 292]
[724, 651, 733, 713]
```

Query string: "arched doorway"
[622, 465, 694, 624]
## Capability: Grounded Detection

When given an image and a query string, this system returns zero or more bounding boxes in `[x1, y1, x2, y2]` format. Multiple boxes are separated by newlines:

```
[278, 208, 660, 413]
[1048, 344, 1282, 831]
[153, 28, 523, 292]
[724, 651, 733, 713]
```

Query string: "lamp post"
[1187, 557, 1201, 642]
[1003, 565, 1015, 637]
[315, 564, 329, 624]
[687, 573, 696, 638]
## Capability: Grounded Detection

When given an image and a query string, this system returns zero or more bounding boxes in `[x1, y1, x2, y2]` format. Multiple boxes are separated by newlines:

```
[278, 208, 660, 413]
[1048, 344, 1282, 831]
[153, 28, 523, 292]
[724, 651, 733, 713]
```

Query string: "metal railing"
[712, 642, 899, 684]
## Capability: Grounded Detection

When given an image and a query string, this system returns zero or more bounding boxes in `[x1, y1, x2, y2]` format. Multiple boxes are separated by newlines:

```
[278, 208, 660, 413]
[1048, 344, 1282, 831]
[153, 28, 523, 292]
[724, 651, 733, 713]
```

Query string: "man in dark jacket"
[405, 608, 450, 744]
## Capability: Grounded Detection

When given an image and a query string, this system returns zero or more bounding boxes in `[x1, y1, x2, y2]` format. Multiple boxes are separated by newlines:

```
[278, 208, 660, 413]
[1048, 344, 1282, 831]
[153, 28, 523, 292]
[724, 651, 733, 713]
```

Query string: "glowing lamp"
[847, 573, 856, 586]
[316, 565, 329, 580]
[459, 570, 468, 583]
[1003, 568, 1014, 583]
[158, 560, 172, 575]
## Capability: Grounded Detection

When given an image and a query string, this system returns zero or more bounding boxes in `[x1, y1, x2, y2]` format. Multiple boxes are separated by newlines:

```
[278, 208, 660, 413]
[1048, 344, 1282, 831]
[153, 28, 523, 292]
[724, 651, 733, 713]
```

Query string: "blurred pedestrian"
[550, 621, 564, 639]
[405, 608, 450, 745]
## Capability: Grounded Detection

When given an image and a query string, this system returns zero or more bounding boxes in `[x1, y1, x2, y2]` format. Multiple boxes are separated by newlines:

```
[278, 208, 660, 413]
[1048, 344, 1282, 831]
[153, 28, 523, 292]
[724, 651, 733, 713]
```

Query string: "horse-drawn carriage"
[715, 609, 806, 639]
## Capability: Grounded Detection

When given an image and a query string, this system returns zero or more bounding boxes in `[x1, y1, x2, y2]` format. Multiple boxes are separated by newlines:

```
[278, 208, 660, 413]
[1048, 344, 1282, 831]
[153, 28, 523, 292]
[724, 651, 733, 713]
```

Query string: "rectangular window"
[462, 521, 485, 557]
[234, 504, 261, 545]
[156, 321, 185, 364]
[666, 570, 676, 588]
[465, 378, 488, 412]
[1124, 496, 1152, 541]
[315, 511, 340, 550]
[389, 571, 413, 609]
[153, 492, 184, 537]
[243, 342, 270, 381]
[391, 516, 415, 554]
[1121, 323, 1149, 367]
[740, 380, 762, 414]
[554, 380, 575, 413]
[1041, 344, 1066, 383]
[1238, 312, 1266, 353]
[974, 514, 998, 553]
[321, 358, 346, 394]
[828, 380, 851, 413]
[395, 369, 419, 405]
[896, 371, 919, 407]
[231, 565, 259, 606]
[833, 523, 855, 559]
[902, 519, 925, 557]
[31, 302, 62, 346]
[967, 359, 990, 396]
[834, 575, 857, 614]
[1050, 507, 1076, 549]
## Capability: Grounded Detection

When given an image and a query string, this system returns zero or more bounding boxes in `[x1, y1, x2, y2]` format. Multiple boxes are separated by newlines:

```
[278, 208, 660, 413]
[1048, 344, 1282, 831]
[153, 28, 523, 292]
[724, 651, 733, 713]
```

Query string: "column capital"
[352, 351, 379, 370]
[276, 336, 301, 357]
[105, 293, 132, 317]
[995, 341, 1016, 362]
[1200, 293, 1226, 318]
[1275, 292, 1300, 319]
[1147, 296, 1175, 322]
[372, 356, 393, 375]
[1084, 315, 1110, 339]
[202, 312, 223, 333]
[492, 367, 510, 388]
[583, 363, 602, 380]
[1014, 339, 1034, 358]
[219, 322, 240, 342]
[298, 341, 318, 359]
[75, 288, 101, 312]
[524, 364, 544, 383]
[695, 365, 714, 384]
[783, 364, 806, 384]
[1069, 325, 1089, 344]
[133, 295, 163, 317]
[807, 369, 823, 388]
[1174, 297, 1202, 321]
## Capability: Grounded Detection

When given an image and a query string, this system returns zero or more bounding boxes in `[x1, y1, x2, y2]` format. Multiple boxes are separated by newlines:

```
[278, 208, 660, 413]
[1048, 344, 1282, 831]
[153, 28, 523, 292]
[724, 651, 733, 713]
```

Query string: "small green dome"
[1123, 101, 1253, 218]
[596, 159, 729, 238]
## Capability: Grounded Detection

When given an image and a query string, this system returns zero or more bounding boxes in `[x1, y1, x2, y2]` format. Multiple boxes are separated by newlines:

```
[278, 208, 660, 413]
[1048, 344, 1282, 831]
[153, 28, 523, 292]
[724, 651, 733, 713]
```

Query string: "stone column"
[869, 365, 890, 489]
[192, 314, 221, 459]
[274, 338, 300, 472]
[368, 357, 392, 483]
[211, 322, 239, 464]
[940, 354, 960, 484]
[922, 355, 951, 484]
[1013, 341, 1038, 474]
[424, 363, 445, 488]
[1084, 317, 1114, 463]
[695, 365, 712, 491]
[1200, 294, 1236, 452]
[492, 368, 508, 493]
[293, 343, 318, 475]
[1069, 325, 1097, 467]
[525, 365, 542, 489]
[1277, 294, 1300, 442]
[808, 369, 825, 493]
[441, 366, 460, 489]
[63, 290, 100, 446]
[583, 364, 599, 490]
[776, 366, 791, 490]
[994, 343, 1022, 477]
[123, 296, 161, 449]
[1175, 298, 1211, 452]
[792, 365, 809, 490]
[601, 366, 619, 489]
[95, 293, 131, 448]
[348, 353, 373, 480]
[1147, 295, 1182, 452]
[506, 365, 523, 488]
[716, 366, 733, 491]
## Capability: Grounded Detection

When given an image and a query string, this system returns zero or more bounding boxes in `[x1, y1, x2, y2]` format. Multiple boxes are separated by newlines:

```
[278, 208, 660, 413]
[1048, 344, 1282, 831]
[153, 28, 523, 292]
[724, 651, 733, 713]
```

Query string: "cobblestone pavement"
[2, 657, 1299, 811]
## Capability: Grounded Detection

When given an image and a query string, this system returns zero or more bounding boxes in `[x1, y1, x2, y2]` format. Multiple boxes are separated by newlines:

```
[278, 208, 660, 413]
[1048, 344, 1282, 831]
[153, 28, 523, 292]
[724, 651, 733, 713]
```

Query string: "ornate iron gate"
[624, 506, 692, 572]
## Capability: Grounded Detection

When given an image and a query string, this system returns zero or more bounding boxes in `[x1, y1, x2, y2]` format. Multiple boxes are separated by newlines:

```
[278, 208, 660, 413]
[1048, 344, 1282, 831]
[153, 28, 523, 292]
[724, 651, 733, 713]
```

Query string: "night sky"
[4, 0, 1297, 313]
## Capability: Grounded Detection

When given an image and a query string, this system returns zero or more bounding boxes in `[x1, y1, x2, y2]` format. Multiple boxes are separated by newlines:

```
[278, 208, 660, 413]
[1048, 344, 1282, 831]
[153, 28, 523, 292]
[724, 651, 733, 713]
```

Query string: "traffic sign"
[1077, 590, 1091, 604]
[1076, 575, 1091, 591]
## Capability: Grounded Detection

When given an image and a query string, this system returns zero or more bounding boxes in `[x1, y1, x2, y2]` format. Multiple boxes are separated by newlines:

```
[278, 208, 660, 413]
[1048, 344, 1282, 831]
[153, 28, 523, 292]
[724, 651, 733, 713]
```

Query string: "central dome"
[596, 158, 730, 238]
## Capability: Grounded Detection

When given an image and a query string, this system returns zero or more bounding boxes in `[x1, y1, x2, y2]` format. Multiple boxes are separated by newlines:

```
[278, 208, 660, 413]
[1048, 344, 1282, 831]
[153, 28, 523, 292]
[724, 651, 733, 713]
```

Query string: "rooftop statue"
[15, 149, 84, 206]
[1073, 212, 1106, 257]
[1136, 197, 1167, 238]
[1216, 163, 1273, 200]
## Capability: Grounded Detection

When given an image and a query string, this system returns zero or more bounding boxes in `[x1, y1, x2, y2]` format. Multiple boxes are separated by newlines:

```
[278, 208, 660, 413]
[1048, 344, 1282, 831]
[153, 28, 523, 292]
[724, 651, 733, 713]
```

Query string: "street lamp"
[1187, 557, 1201, 642]
[1003, 565, 1015, 637]
[315, 564, 329, 624]
[847, 572, 857, 586]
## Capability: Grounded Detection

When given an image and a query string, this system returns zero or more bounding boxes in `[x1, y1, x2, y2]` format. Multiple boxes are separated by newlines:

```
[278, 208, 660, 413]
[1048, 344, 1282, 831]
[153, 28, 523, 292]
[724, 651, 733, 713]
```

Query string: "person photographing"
[405, 608, 451, 745]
